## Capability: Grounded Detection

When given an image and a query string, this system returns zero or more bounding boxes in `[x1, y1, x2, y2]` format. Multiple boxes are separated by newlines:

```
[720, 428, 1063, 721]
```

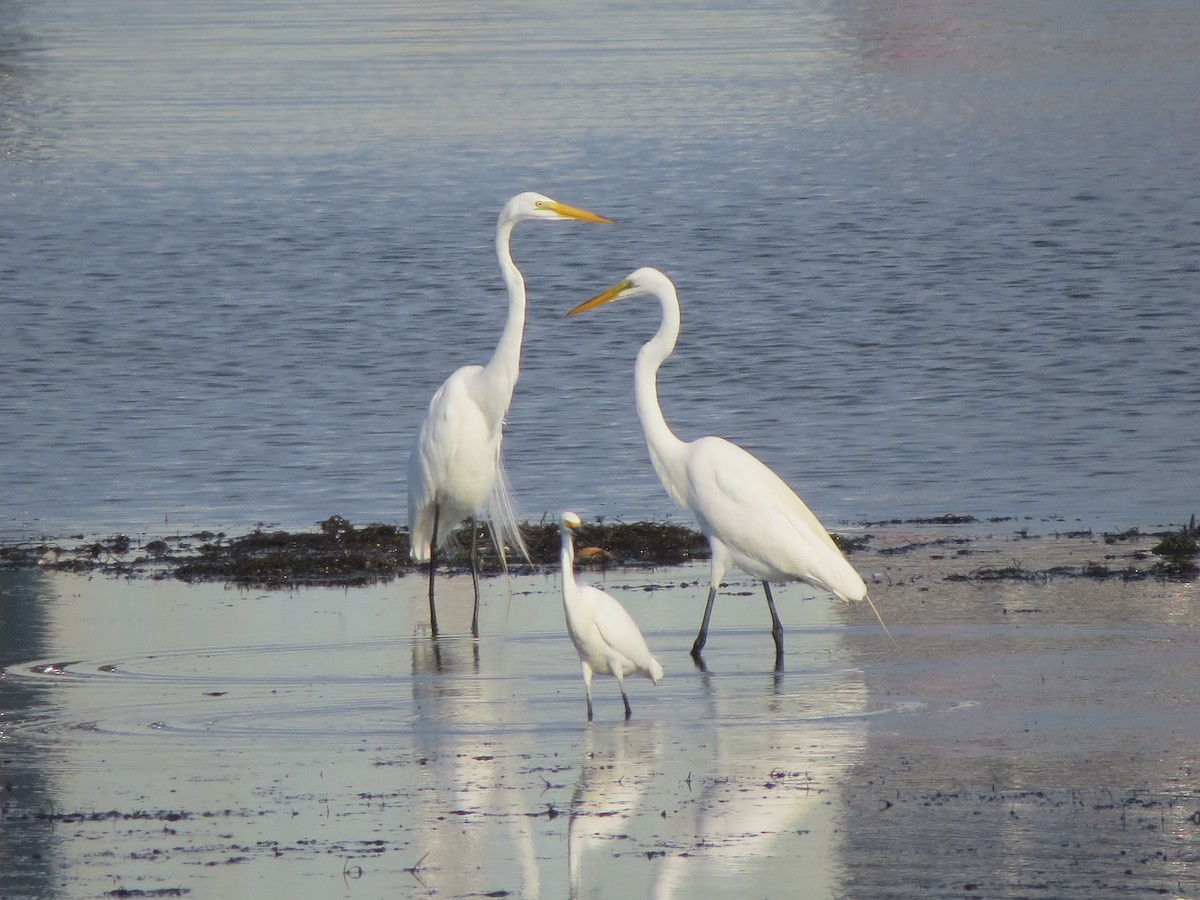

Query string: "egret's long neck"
[559, 527, 577, 609]
[560, 527, 575, 575]
[635, 285, 689, 502]
[483, 217, 526, 408]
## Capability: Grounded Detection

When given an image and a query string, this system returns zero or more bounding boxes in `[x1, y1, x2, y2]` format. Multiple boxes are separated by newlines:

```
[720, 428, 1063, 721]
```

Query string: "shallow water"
[2, 526, 1199, 897]
[2, 1, 1198, 541]
[1, 565, 866, 898]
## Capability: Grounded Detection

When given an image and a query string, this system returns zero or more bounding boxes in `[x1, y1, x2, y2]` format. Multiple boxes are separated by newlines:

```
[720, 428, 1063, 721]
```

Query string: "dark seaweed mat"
[2, 515, 1193, 588]
[0, 515, 712, 587]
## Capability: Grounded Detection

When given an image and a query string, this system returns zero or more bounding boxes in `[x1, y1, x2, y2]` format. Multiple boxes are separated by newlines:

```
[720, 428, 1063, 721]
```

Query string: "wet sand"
[1, 522, 1198, 898]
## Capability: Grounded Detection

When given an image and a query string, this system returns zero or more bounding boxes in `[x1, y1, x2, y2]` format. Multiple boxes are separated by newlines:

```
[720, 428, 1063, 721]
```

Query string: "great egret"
[407, 193, 613, 636]
[568, 267, 886, 663]
[560, 511, 664, 720]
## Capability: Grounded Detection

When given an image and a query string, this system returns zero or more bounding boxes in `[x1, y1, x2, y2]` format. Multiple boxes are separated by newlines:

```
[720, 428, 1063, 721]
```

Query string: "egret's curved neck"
[635, 285, 689, 496]
[560, 527, 582, 619]
[559, 527, 575, 579]
[483, 217, 526, 404]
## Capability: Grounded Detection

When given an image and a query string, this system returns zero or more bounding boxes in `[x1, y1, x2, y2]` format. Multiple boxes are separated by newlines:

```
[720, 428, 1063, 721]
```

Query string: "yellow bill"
[546, 200, 614, 225]
[567, 278, 633, 317]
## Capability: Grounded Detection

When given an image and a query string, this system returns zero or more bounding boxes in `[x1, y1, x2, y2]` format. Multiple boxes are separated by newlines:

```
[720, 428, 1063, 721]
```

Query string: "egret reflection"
[568, 724, 665, 898]
[559, 651, 867, 898]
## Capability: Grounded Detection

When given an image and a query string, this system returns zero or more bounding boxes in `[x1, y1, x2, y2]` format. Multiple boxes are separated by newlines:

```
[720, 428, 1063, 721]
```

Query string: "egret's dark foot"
[622, 695, 632, 719]
[427, 574, 439, 638]
[690, 651, 709, 673]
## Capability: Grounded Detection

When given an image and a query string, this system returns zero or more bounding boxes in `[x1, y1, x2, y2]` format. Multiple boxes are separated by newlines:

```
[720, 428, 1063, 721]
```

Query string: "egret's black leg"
[469, 516, 481, 637]
[619, 680, 632, 720]
[763, 581, 784, 664]
[428, 505, 440, 637]
[582, 663, 594, 721]
[691, 584, 719, 658]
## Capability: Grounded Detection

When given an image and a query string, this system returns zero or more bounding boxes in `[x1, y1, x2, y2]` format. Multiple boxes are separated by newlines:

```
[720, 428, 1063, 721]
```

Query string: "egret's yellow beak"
[567, 279, 632, 317]
[547, 201, 614, 225]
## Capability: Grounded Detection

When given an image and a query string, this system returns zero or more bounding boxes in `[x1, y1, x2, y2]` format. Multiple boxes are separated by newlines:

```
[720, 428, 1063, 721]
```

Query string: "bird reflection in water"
[568, 723, 663, 899]
[406, 624, 540, 895]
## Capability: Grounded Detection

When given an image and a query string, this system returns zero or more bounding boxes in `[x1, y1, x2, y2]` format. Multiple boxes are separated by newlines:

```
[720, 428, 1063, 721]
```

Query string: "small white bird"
[559, 511, 664, 720]
[407, 192, 613, 637]
[568, 267, 888, 663]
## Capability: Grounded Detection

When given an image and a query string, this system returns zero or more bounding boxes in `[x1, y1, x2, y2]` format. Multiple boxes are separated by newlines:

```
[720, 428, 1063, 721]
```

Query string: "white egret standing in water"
[559, 511, 663, 720]
[568, 267, 886, 664]
[407, 193, 613, 636]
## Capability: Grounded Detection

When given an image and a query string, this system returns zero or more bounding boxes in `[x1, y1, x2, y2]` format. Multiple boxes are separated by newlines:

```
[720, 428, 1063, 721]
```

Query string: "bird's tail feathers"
[648, 656, 665, 684]
[488, 457, 531, 570]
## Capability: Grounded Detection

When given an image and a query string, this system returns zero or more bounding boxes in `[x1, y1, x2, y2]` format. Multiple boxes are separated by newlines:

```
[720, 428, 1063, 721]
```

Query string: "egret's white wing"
[686, 436, 866, 601]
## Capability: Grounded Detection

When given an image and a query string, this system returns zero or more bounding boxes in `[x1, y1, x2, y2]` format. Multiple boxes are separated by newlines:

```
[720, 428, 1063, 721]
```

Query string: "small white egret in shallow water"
[559, 511, 663, 720]
[568, 267, 889, 663]
[407, 193, 613, 637]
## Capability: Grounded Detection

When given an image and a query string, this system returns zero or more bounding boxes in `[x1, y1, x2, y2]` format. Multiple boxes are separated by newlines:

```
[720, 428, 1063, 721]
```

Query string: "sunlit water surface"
[2, 0, 1197, 542]
[3, 530, 1199, 897]
[1, 566, 874, 898]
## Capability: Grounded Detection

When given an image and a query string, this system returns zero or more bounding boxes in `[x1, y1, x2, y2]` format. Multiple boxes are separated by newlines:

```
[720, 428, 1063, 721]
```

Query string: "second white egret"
[568, 267, 886, 663]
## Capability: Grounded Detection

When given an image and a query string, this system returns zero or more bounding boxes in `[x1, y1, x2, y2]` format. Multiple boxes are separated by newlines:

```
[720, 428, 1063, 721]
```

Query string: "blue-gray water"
[3, 0, 1198, 541]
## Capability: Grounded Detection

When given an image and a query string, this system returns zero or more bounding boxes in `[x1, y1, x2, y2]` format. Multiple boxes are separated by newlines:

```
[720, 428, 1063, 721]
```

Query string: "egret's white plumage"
[559, 511, 663, 720]
[407, 193, 612, 635]
[568, 267, 885, 661]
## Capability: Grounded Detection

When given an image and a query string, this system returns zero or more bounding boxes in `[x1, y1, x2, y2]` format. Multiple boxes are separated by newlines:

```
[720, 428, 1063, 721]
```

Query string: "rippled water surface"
[2, 0, 1196, 540]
